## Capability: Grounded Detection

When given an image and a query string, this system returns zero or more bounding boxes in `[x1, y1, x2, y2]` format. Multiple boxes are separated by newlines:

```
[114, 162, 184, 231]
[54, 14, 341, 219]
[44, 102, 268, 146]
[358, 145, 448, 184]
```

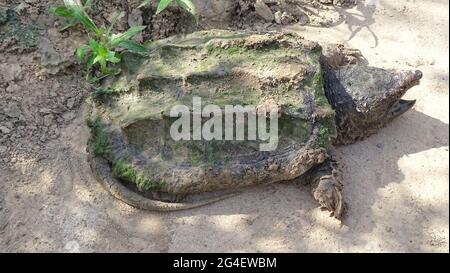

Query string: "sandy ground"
[0, 0, 448, 252]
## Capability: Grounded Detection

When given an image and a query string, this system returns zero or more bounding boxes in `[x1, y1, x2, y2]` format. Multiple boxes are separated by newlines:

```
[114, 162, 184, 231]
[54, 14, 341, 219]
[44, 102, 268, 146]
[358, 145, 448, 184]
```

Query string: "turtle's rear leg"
[302, 158, 345, 220]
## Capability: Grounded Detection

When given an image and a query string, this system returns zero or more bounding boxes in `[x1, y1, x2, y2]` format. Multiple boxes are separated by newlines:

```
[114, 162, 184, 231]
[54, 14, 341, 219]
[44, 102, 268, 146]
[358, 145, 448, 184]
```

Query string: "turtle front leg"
[302, 158, 345, 220]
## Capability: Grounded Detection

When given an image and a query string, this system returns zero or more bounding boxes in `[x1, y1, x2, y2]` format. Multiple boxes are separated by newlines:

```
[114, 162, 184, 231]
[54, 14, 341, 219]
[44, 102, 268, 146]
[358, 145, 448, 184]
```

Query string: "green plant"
[50, 0, 198, 82]
[50, 0, 147, 82]
[50, 0, 92, 31]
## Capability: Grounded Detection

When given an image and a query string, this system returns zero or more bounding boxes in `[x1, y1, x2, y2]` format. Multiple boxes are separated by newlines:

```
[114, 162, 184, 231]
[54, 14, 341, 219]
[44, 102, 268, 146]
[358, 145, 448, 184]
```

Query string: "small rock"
[268, 163, 279, 171]
[0, 145, 7, 153]
[274, 11, 282, 24]
[0, 124, 7, 132]
[298, 14, 309, 25]
[254, 0, 274, 22]
[66, 98, 75, 109]
[14, 3, 30, 15]
[282, 12, 295, 24]
[191, 0, 237, 24]
[0, 63, 23, 82]
[274, 11, 295, 25]
[43, 114, 54, 127]
[4, 103, 21, 119]
[6, 83, 21, 93]
[39, 108, 52, 114]
[0, 126, 11, 134]
[62, 112, 76, 122]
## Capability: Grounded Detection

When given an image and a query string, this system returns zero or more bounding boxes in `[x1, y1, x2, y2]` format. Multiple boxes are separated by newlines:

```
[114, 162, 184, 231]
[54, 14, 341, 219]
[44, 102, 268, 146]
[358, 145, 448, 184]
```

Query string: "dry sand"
[0, 0, 448, 252]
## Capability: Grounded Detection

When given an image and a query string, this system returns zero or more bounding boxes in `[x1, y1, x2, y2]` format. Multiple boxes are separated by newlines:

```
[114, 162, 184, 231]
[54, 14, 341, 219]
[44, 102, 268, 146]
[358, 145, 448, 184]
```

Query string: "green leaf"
[89, 39, 107, 56]
[63, 0, 98, 34]
[76, 45, 89, 61]
[49, 6, 74, 17]
[85, 54, 97, 80]
[106, 51, 121, 63]
[87, 54, 96, 68]
[92, 55, 103, 65]
[109, 57, 121, 64]
[109, 26, 146, 48]
[175, 0, 196, 16]
[119, 40, 148, 53]
[89, 39, 101, 53]
[156, 0, 173, 14]
[138, 0, 152, 9]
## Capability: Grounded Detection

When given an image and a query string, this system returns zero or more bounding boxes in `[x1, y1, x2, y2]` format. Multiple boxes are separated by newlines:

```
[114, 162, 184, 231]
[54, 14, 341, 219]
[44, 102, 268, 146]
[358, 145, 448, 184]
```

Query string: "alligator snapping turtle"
[87, 30, 422, 219]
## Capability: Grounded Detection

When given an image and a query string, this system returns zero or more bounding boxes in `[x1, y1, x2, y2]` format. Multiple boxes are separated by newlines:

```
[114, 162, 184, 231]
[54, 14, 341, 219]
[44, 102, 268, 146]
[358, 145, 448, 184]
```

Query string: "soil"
[0, 0, 448, 252]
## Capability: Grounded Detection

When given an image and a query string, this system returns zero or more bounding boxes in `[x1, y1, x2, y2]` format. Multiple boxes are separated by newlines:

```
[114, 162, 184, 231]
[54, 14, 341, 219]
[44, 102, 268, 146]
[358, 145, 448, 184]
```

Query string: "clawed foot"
[312, 176, 345, 220]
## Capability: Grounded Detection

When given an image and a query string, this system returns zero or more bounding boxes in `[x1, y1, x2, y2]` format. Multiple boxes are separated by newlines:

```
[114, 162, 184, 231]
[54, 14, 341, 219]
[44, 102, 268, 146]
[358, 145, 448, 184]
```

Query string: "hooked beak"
[388, 70, 422, 119]
[389, 99, 416, 119]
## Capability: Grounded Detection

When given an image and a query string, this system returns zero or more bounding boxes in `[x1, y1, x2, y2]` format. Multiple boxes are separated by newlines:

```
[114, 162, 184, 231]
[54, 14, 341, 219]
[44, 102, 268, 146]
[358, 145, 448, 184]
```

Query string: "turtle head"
[324, 65, 423, 145]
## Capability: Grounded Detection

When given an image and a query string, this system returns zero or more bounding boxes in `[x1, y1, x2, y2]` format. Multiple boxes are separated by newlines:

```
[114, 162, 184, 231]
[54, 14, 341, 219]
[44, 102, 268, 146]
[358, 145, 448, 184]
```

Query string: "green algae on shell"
[88, 30, 336, 196]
